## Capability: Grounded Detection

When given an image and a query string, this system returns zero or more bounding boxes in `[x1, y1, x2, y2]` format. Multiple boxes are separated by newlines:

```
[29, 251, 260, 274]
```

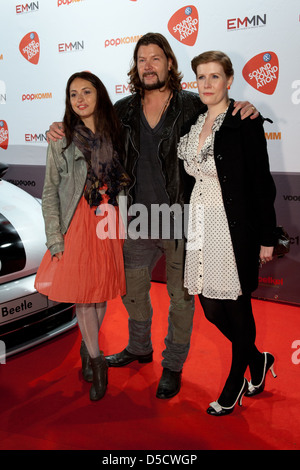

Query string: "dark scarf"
[73, 124, 130, 207]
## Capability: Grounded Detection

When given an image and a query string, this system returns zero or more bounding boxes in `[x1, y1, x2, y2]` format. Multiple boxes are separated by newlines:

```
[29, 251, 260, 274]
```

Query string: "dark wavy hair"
[63, 71, 122, 153]
[128, 33, 183, 95]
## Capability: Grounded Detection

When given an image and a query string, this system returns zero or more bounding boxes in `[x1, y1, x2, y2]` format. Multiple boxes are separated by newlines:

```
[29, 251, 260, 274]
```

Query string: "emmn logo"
[25, 133, 47, 142]
[16, 2, 39, 14]
[58, 41, 84, 53]
[0, 80, 6, 105]
[227, 14, 266, 31]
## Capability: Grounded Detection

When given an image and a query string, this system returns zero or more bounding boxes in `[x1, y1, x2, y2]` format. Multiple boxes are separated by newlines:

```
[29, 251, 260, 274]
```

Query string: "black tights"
[199, 294, 263, 407]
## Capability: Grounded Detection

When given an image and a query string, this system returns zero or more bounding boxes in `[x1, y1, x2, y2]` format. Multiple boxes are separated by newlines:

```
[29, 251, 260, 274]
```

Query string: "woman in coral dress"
[35, 71, 130, 401]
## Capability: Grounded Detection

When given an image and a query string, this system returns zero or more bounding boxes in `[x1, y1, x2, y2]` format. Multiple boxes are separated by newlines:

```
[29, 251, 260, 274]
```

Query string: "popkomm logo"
[57, 0, 85, 6]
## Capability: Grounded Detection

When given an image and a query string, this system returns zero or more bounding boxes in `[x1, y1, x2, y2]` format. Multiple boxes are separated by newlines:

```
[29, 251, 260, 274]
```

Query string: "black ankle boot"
[80, 341, 93, 382]
[156, 368, 182, 399]
[89, 353, 108, 401]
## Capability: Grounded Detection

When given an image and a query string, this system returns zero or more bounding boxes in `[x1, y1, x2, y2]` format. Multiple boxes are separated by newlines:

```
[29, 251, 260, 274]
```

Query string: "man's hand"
[46, 122, 65, 143]
[233, 101, 259, 120]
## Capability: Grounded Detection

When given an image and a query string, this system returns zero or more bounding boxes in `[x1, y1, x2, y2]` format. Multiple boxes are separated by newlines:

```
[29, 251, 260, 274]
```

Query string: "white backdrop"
[0, 0, 300, 173]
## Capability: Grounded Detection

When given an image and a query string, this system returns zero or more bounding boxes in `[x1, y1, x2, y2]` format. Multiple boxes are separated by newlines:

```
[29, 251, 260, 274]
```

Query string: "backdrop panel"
[1, 0, 299, 304]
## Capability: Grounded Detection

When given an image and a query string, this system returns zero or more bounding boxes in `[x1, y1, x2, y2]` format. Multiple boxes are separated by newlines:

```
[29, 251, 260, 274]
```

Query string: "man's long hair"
[128, 33, 183, 95]
[63, 71, 122, 153]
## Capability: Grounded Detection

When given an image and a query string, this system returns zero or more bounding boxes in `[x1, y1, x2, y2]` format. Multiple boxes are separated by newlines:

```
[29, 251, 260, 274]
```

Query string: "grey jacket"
[42, 138, 87, 256]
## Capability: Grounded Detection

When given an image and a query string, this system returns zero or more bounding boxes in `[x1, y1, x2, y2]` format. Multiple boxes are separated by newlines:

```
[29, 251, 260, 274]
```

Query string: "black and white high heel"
[246, 352, 277, 397]
[206, 378, 248, 416]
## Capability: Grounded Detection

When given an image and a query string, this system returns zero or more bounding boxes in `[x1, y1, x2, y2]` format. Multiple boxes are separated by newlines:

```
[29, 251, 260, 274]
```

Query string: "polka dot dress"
[178, 111, 242, 300]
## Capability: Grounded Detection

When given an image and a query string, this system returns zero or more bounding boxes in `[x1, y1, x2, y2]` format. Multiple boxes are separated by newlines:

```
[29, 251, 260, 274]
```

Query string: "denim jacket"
[41, 138, 87, 256]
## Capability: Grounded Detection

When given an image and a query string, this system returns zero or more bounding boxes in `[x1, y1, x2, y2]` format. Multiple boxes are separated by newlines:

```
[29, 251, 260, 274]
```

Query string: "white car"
[0, 163, 76, 361]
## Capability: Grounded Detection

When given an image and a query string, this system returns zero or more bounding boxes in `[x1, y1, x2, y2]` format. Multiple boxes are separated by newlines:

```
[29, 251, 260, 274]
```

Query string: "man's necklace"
[142, 91, 172, 128]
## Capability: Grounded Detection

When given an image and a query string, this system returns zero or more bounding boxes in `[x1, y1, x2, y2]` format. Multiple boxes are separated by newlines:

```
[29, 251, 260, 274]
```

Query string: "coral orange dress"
[35, 191, 126, 304]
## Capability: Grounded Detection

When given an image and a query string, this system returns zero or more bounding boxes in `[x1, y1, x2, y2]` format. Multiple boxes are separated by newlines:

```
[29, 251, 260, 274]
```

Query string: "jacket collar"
[221, 98, 242, 129]
[121, 93, 141, 125]
[161, 90, 182, 140]
[197, 98, 242, 130]
[61, 137, 85, 161]
[73, 142, 85, 161]
[121, 90, 182, 138]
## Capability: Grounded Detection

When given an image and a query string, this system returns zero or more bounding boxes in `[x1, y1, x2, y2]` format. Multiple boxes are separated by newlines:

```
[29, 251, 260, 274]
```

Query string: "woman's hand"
[53, 251, 63, 261]
[259, 246, 274, 265]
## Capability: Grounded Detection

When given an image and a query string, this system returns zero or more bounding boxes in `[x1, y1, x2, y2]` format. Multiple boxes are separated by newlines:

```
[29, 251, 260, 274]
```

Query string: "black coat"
[193, 99, 277, 294]
[114, 90, 204, 207]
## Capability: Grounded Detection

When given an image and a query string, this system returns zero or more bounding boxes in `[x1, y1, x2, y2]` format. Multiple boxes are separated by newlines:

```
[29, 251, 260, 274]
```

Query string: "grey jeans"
[122, 237, 195, 372]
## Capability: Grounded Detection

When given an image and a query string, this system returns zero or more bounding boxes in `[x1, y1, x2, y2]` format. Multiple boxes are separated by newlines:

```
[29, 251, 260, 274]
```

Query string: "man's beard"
[141, 73, 167, 91]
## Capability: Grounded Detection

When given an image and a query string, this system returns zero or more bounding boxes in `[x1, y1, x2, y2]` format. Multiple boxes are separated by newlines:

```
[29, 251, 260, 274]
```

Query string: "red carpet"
[0, 282, 299, 451]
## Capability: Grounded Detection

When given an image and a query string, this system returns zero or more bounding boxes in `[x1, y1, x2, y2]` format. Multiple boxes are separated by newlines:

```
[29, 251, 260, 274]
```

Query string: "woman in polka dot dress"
[178, 51, 277, 416]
